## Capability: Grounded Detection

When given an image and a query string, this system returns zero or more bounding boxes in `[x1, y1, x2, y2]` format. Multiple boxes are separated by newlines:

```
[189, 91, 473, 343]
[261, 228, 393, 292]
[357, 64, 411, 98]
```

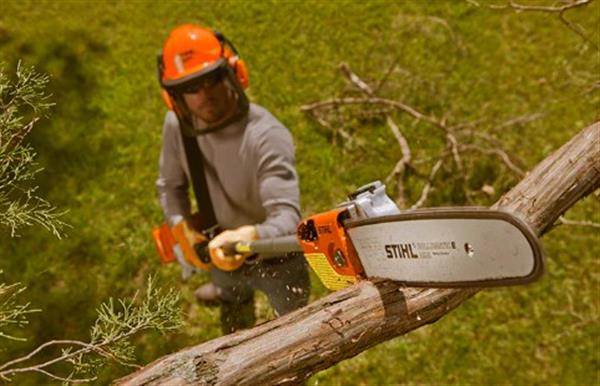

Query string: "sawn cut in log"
[117, 122, 599, 386]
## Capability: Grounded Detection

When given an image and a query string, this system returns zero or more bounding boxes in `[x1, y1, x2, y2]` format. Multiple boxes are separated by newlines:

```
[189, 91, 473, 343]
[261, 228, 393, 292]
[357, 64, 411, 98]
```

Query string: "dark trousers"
[211, 253, 310, 334]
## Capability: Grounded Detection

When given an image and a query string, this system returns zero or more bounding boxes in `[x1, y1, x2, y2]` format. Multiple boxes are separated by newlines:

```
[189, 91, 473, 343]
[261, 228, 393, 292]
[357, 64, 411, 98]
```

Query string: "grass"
[0, 0, 598, 384]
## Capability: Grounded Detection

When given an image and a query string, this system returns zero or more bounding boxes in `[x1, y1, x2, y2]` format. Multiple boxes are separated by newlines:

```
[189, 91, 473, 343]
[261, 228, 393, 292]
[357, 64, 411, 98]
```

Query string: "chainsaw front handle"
[221, 235, 302, 257]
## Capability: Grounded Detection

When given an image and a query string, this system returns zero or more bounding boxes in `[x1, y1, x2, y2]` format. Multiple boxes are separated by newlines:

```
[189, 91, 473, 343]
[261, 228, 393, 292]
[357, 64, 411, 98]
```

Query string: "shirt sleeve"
[156, 112, 191, 224]
[253, 126, 301, 239]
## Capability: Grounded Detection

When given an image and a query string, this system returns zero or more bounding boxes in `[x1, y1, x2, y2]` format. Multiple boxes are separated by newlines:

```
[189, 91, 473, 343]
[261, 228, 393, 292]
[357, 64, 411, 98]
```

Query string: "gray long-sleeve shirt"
[156, 104, 301, 239]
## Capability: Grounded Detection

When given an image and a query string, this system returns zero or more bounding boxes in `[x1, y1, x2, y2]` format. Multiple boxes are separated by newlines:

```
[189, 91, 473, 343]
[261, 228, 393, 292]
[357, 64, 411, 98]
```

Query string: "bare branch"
[460, 144, 526, 176]
[558, 215, 600, 228]
[339, 63, 374, 95]
[303, 65, 549, 210]
[412, 156, 446, 209]
[425, 16, 467, 51]
[386, 116, 412, 207]
[493, 112, 546, 131]
[558, 9, 599, 50]
[446, 131, 472, 203]
[313, 113, 354, 148]
[450, 117, 486, 131]
[0, 340, 94, 371]
[0, 337, 129, 379]
[338, 63, 414, 206]
[485, 0, 598, 49]
[446, 132, 463, 173]
[301, 97, 443, 129]
[490, 0, 592, 12]
[31, 368, 97, 384]
[583, 81, 600, 94]
[373, 57, 401, 94]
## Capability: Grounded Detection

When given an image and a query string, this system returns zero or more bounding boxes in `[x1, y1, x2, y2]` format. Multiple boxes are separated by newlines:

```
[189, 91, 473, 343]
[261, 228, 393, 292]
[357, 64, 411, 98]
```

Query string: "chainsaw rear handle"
[221, 235, 302, 257]
[192, 240, 212, 265]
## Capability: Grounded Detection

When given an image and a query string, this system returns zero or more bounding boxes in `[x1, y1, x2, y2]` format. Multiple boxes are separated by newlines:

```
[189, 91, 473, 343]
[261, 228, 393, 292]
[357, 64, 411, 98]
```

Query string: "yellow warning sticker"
[304, 253, 357, 291]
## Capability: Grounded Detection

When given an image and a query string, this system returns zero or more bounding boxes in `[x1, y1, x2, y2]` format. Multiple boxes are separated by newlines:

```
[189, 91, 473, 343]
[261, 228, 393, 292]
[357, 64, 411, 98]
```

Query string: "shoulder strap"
[180, 132, 219, 233]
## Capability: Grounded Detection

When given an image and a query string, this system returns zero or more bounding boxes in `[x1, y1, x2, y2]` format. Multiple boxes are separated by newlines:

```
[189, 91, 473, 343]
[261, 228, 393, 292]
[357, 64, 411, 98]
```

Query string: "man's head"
[158, 24, 249, 135]
[181, 66, 236, 126]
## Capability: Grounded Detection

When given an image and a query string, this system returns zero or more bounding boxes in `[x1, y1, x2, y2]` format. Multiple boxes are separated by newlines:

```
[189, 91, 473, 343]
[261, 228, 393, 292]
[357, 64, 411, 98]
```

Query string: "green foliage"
[0, 1, 598, 385]
[88, 276, 183, 366]
[0, 270, 39, 342]
[0, 62, 66, 237]
[0, 62, 182, 383]
[0, 276, 182, 383]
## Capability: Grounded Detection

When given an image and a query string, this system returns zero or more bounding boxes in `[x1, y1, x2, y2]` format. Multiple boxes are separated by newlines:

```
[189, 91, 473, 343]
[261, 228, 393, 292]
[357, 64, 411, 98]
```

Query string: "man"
[155, 24, 310, 333]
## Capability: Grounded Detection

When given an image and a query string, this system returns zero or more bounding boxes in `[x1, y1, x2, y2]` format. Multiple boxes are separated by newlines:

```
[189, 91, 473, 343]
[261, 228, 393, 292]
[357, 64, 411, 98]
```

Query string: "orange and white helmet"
[158, 24, 249, 134]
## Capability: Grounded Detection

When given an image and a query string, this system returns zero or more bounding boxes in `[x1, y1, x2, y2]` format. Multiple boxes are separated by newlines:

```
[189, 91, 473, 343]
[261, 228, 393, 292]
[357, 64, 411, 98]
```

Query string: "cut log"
[117, 122, 599, 386]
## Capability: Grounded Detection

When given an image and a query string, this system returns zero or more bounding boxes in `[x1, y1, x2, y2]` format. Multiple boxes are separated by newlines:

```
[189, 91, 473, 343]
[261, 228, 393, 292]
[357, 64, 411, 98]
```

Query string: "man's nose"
[192, 87, 211, 102]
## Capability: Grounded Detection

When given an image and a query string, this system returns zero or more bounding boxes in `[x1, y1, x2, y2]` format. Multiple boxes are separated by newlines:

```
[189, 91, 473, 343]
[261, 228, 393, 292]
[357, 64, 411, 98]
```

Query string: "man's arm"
[156, 112, 191, 226]
[254, 125, 301, 239]
[207, 122, 301, 267]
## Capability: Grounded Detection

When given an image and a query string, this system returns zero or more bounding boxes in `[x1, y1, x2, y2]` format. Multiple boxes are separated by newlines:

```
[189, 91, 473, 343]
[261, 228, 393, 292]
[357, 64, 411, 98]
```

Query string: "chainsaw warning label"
[385, 241, 458, 259]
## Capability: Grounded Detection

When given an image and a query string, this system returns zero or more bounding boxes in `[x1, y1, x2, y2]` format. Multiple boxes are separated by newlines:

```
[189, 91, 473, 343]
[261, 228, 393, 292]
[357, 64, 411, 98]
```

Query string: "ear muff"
[230, 57, 249, 89]
[157, 52, 175, 110]
[214, 30, 249, 89]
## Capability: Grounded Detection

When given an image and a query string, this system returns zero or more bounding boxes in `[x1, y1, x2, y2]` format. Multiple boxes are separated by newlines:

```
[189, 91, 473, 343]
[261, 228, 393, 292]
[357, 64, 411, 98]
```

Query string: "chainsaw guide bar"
[345, 207, 544, 288]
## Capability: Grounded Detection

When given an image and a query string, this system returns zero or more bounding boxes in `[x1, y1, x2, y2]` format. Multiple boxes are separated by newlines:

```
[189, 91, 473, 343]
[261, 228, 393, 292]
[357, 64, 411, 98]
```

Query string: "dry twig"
[338, 63, 414, 207]
[300, 67, 527, 207]
[412, 156, 445, 209]
[488, 0, 592, 12]
[558, 215, 600, 228]
[301, 63, 595, 229]
[482, 0, 598, 49]
[301, 97, 443, 128]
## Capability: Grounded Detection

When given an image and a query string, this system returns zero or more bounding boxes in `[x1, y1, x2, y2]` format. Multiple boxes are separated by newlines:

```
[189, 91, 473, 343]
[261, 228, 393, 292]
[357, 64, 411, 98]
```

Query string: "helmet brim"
[161, 58, 227, 90]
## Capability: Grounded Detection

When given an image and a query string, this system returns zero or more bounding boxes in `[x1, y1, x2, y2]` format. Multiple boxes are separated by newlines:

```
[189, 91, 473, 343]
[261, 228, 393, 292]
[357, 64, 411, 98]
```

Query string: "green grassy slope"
[0, 1, 598, 384]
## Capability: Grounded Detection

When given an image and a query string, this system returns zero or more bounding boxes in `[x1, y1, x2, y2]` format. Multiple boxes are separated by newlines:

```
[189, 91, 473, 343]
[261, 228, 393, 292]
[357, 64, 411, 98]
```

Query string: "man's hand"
[209, 225, 258, 271]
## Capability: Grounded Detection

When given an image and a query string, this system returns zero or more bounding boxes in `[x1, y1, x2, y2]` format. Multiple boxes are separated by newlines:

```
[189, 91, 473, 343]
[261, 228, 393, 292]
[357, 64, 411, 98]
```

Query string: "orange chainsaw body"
[297, 208, 364, 289]
[152, 213, 212, 271]
[152, 223, 177, 264]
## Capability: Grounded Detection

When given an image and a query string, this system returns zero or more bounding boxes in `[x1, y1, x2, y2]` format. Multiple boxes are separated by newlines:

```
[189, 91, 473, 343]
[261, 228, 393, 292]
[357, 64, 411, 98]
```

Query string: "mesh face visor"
[178, 69, 226, 94]
[161, 59, 249, 135]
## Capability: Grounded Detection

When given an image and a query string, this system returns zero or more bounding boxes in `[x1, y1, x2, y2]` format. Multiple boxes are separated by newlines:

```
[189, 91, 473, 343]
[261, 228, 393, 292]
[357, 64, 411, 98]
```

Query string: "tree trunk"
[116, 122, 599, 386]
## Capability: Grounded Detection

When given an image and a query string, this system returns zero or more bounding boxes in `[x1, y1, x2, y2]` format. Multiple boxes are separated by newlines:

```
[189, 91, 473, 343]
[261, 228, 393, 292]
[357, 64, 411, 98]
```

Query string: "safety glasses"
[179, 68, 226, 94]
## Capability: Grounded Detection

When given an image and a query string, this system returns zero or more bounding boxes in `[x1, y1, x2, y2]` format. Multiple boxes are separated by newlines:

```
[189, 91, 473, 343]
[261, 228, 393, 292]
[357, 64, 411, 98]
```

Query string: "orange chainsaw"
[152, 213, 213, 279]
[154, 181, 544, 290]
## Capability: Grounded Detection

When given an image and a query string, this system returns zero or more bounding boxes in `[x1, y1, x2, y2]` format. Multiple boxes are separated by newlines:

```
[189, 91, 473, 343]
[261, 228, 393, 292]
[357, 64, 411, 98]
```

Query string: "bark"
[117, 122, 600, 386]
